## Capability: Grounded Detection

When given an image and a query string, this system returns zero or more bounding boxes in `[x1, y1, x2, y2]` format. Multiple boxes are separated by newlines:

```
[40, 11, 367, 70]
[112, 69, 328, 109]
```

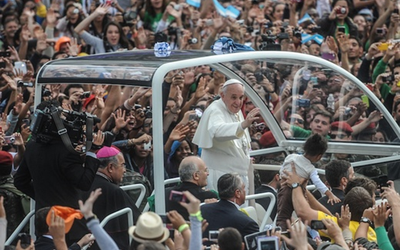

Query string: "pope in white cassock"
[192, 79, 260, 193]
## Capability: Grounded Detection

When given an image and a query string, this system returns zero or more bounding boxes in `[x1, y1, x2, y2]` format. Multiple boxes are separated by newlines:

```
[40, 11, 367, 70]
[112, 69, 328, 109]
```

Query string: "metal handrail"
[81, 207, 134, 250]
[100, 207, 133, 228]
[121, 184, 146, 208]
[246, 193, 276, 232]
[142, 177, 181, 212]
[5, 209, 35, 245]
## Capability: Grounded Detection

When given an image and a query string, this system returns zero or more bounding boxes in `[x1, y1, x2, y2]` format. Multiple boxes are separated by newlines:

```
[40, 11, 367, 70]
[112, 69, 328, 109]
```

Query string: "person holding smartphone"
[317, 0, 358, 38]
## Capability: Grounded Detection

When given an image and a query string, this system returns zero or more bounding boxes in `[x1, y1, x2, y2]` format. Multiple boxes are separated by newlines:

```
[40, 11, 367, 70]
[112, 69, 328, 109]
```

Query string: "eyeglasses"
[330, 134, 348, 139]
[290, 118, 304, 124]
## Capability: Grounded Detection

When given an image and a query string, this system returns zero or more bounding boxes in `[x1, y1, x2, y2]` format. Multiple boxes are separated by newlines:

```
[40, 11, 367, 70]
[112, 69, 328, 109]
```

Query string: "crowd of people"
[0, 0, 399, 249]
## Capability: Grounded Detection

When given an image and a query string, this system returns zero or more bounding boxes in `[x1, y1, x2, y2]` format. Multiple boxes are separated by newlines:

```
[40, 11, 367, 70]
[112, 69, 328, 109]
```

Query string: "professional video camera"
[30, 103, 113, 153]
[258, 33, 281, 51]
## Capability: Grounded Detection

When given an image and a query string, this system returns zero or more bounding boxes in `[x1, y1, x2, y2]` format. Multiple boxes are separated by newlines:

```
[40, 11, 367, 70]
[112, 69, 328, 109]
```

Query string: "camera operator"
[14, 100, 104, 241]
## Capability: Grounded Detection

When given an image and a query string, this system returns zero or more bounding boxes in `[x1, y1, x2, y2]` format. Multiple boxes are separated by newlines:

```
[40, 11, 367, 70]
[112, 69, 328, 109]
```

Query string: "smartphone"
[18, 233, 31, 249]
[4, 136, 15, 144]
[0, 62, 5, 68]
[22, 118, 30, 127]
[209, 230, 219, 242]
[14, 61, 27, 74]
[195, 108, 203, 118]
[361, 94, 369, 108]
[244, 230, 273, 250]
[394, 9, 399, 14]
[143, 141, 151, 150]
[321, 52, 336, 61]
[337, 27, 345, 33]
[169, 190, 187, 203]
[257, 236, 279, 250]
[0, 51, 11, 57]
[159, 214, 167, 223]
[189, 114, 197, 121]
[378, 175, 389, 190]
[205, 19, 214, 26]
[376, 28, 385, 34]
[297, 99, 310, 108]
[310, 76, 318, 85]
[310, 220, 326, 230]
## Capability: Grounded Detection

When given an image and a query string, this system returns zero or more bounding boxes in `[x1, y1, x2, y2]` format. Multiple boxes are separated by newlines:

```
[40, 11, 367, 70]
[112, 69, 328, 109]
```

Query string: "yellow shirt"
[317, 211, 376, 242]
[349, 221, 377, 242]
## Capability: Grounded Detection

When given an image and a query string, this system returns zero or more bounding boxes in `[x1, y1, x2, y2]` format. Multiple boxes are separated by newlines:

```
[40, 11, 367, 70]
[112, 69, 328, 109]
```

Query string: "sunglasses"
[290, 118, 304, 124]
[330, 134, 348, 139]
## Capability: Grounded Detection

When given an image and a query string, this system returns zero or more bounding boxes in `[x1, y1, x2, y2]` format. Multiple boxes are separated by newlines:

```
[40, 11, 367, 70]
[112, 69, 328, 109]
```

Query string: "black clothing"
[166, 182, 218, 220]
[318, 188, 345, 216]
[35, 236, 81, 250]
[255, 185, 278, 221]
[80, 173, 140, 250]
[317, 14, 358, 38]
[14, 140, 100, 211]
[201, 199, 259, 241]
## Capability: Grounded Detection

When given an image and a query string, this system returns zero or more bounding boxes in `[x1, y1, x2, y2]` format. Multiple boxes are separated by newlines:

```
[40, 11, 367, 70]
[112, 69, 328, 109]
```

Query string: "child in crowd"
[276, 133, 339, 230]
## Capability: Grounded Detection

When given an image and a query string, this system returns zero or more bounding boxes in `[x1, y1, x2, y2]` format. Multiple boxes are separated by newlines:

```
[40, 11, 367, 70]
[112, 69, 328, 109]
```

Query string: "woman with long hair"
[74, 4, 132, 53]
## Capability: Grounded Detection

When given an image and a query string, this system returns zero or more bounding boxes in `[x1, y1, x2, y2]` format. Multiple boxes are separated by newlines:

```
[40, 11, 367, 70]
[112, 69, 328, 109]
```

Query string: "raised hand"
[79, 188, 102, 218]
[169, 123, 190, 141]
[112, 108, 127, 130]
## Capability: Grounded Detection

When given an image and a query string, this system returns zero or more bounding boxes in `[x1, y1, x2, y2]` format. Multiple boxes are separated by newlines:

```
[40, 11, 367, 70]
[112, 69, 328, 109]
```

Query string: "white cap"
[222, 79, 244, 88]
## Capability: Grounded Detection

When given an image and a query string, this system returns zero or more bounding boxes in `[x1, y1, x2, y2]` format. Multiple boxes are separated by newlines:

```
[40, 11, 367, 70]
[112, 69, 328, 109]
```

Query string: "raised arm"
[74, 4, 110, 35]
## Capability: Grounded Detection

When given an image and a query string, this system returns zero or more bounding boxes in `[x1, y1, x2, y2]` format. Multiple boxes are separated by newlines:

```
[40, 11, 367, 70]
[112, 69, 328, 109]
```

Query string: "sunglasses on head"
[290, 118, 304, 124]
[330, 134, 348, 139]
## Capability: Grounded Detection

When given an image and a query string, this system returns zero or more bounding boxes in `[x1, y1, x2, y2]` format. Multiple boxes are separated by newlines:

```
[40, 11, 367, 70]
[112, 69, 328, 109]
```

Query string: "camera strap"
[85, 115, 93, 152]
[51, 108, 79, 154]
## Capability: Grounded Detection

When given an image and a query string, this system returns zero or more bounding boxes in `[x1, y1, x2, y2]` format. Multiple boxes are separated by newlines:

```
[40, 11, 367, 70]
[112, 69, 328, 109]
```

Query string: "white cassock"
[192, 98, 253, 194]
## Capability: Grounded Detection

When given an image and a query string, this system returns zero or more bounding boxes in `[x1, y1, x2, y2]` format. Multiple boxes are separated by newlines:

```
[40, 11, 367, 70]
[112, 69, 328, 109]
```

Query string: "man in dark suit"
[318, 160, 354, 215]
[166, 156, 218, 220]
[201, 173, 259, 242]
[81, 146, 140, 250]
[255, 170, 280, 221]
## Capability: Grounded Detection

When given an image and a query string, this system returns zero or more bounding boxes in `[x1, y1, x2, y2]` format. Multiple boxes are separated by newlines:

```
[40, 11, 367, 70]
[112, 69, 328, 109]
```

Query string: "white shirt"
[193, 99, 251, 176]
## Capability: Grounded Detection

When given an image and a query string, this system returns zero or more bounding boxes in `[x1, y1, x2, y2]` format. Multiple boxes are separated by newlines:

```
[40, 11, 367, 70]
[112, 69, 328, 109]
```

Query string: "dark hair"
[331, 0, 353, 16]
[218, 227, 243, 250]
[144, 0, 167, 17]
[344, 177, 377, 198]
[63, 84, 84, 96]
[258, 170, 279, 184]
[103, 21, 131, 51]
[312, 109, 333, 124]
[349, 36, 362, 47]
[303, 133, 328, 157]
[218, 173, 243, 200]
[35, 207, 51, 236]
[325, 160, 351, 187]
[343, 187, 373, 221]
[64, 3, 84, 35]
[52, 51, 67, 60]
[137, 242, 165, 250]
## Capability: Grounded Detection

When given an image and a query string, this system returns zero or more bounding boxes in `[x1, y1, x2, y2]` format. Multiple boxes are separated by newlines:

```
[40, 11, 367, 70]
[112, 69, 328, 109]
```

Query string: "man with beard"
[63, 84, 85, 111]
[347, 37, 363, 67]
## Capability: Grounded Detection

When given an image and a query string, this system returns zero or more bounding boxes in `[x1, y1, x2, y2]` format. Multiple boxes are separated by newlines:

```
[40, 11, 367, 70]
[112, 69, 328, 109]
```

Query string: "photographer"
[14, 100, 104, 242]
